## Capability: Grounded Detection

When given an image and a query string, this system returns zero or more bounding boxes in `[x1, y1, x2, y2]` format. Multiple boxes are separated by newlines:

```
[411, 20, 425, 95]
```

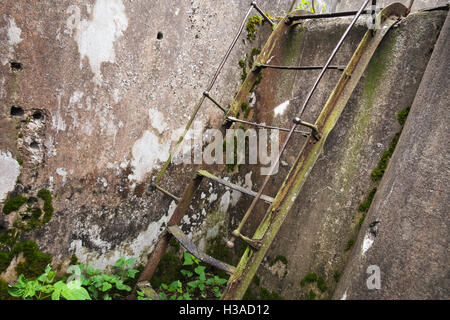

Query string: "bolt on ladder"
[134, 1, 409, 300]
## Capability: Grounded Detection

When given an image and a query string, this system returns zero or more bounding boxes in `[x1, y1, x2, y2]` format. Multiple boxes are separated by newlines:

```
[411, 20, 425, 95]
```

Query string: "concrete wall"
[333, 10, 449, 300]
[0, 0, 292, 272]
[239, 8, 447, 299]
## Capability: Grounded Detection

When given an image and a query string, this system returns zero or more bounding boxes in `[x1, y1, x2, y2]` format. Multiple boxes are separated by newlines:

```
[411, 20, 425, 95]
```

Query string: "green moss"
[333, 271, 341, 283]
[205, 234, 233, 279]
[250, 72, 263, 92]
[317, 277, 328, 293]
[243, 287, 257, 300]
[259, 288, 284, 300]
[300, 273, 317, 287]
[307, 289, 316, 300]
[270, 255, 288, 266]
[2, 196, 27, 215]
[344, 239, 355, 251]
[0, 251, 12, 273]
[12, 240, 52, 279]
[70, 254, 78, 265]
[0, 279, 18, 300]
[169, 237, 181, 253]
[240, 102, 251, 119]
[18, 133, 23, 139]
[358, 187, 377, 212]
[16, 159, 23, 166]
[253, 275, 260, 287]
[397, 107, 410, 126]
[239, 59, 248, 83]
[357, 214, 366, 230]
[150, 252, 182, 289]
[246, 15, 262, 41]
[37, 189, 53, 223]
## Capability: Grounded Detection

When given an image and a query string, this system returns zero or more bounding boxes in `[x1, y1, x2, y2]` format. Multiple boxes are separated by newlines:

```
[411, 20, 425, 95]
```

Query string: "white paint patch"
[56, 167, 68, 184]
[0, 151, 20, 202]
[68, 0, 128, 85]
[148, 108, 168, 135]
[70, 200, 177, 270]
[219, 191, 231, 213]
[7, 17, 23, 46]
[128, 130, 170, 183]
[274, 100, 290, 116]
[361, 233, 375, 256]
[2, 16, 23, 65]
[340, 291, 347, 300]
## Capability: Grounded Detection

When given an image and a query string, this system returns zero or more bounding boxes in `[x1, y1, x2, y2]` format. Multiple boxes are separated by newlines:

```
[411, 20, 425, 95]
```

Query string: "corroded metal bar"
[298, 0, 372, 118]
[221, 2, 409, 300]
[254, 62, 346, 70]
[252, 1, 275, 27]
[226, 116, 310, 136]
[167, 225, 236, 275]
[286, 9, 383, 24]
[152, 183, 181, 202]
[197, 170, 274, 204]
[203, 91, 228, 113]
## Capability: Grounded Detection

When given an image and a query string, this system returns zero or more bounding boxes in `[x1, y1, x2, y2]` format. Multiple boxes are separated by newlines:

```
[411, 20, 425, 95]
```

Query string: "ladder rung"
[196, 170, 275, 204]
[167, 225, 236, 275]
[254, 62, 346, 71]
[226, 116, 310, 137]
[203, 91, 228, 113]
[152, 183, 181, 202]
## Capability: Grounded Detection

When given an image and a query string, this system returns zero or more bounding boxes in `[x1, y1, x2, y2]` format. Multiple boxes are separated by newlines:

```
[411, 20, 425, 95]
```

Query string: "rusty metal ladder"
[134, 0, 409, 300]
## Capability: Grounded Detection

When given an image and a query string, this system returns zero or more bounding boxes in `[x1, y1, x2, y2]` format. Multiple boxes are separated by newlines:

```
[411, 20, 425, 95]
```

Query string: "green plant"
[8, 256, 140, 300]
[157, 252, 228, 300]
[295, 0, 327, 13]
[71, 256, 139, 300]
[8, 265, 90, 300]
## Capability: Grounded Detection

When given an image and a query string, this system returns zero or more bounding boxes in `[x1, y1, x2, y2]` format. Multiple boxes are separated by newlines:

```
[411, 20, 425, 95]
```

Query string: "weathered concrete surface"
[333, 10, 449, 300]
[334, 0, 449, 12]
[238, 9, 447, 299]
[0, 0, 292, 271]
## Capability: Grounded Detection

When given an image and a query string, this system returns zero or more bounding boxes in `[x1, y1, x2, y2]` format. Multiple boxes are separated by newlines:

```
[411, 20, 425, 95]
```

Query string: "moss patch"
[300, 273, 317, 287]
[37, 189, 54, 223]
[150, 252, 182, 289]
[2, 196, 27, 215]
[246, 15, 262, 41]
[0, 240, 52, 278]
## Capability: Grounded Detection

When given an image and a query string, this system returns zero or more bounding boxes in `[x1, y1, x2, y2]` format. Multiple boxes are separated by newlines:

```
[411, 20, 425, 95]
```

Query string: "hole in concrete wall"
[10, 106, 24, 117]
[157, 32, 163, 40]
[10, 61, 23, 71]
[32, 111, 44, 120]
[30, 141, 39, 149]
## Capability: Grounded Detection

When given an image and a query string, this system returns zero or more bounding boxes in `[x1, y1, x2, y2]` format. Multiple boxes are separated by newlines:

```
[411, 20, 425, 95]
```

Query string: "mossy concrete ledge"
[246, 9, 447, 299]
[334, 10, 450, 300]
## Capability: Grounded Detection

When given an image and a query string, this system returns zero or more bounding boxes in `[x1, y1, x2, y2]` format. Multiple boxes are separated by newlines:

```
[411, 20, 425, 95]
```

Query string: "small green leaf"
[159, 292, 167, 300]
[194, 266, 206, 281]
[103, 294, 112, 300]
[125, 257, 136, 267]
[126, 269, 139, 279]
[101, 282, 113, 292]
[180, 269, 193, 278]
